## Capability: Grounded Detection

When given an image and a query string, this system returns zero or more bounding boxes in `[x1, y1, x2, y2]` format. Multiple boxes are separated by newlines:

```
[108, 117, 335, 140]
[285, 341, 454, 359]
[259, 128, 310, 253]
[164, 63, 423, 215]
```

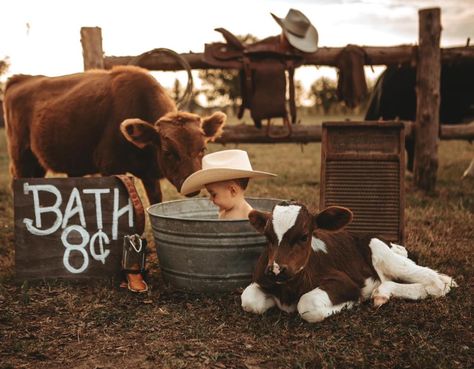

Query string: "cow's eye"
[299, 234, 309, 243]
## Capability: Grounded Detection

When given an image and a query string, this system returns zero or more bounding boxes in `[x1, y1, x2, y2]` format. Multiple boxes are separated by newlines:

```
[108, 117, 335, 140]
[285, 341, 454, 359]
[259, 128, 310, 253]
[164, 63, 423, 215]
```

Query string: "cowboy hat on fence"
[271, 8, 319, 53]
[180, 149, 276, 196]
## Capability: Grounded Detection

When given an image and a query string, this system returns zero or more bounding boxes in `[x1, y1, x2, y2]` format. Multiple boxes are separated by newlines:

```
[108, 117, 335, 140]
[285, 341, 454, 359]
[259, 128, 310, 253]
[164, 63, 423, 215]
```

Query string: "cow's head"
[249, 201, 352, 283]
[120, 111, 226, 195]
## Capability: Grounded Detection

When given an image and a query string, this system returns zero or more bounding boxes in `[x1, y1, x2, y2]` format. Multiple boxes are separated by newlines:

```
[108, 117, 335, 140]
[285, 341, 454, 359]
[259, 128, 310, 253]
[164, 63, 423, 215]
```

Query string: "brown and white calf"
[241, 201, 457, 323]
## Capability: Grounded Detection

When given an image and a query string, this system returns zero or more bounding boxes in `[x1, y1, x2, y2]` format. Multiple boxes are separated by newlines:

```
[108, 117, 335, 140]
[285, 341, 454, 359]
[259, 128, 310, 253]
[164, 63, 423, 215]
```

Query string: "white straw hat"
[271, 8, 318, 53]
[180, 149, 276, 195]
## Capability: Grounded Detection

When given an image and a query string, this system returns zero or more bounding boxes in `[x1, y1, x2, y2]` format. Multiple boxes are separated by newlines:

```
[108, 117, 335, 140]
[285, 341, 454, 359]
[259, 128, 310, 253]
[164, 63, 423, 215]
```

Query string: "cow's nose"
[265, 262, 286, 276]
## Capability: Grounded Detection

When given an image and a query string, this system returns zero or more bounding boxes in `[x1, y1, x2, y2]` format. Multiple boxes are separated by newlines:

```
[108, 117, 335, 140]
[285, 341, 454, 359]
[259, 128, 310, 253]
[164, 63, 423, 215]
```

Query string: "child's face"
[205, 181, 238, 211]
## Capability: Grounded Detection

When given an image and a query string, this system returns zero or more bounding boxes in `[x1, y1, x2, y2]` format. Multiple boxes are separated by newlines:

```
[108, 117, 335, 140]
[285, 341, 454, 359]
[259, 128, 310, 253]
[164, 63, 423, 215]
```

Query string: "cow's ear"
[248, 210, 271, 234]
[313, 206, 353, 232]
[120, 119, 159, 149]
[201, 112, 226, 141]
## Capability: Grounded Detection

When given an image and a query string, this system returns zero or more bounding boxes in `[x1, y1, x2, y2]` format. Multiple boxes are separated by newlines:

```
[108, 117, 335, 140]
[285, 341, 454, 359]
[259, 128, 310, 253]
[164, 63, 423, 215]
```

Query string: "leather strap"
[243, 56, 253, 99]
[122, 269, 146, 274]
[287, 61, 297, 124]
[115, 175, 145, 236]
[265, 117, 292, 139]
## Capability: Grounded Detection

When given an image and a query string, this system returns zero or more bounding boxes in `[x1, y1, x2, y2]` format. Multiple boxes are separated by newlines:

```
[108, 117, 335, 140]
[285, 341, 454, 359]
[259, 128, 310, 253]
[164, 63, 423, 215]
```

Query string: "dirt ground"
[0, 138, 473, 369]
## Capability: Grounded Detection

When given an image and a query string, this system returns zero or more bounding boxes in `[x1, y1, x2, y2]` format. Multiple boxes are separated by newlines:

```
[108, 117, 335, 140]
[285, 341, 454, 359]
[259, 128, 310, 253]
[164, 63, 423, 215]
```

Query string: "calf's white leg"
[369, 238, 456, 303]
[390, 243, 408, 258]
[241, 283, 276, 314]
[372, 281, 428, 307]
[297, 288, 354, 323]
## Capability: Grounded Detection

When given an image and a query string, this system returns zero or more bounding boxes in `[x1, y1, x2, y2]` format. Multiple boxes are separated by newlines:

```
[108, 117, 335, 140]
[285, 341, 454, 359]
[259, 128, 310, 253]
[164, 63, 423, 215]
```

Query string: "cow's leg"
[241, 283, 276, 314]
[369, 238, 457, 299]
[9, 148, 46, 179]
[390, 243, 408, 258]
[372, 281, 428, 307]
[297, 272, 358, 323]
[297, 288, 355, 323]
[141, 178, 162, 205]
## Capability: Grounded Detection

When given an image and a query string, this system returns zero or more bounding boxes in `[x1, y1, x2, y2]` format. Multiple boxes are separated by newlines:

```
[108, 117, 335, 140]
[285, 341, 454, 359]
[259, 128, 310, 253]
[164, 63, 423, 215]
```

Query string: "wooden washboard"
[320, 121, 405, 243]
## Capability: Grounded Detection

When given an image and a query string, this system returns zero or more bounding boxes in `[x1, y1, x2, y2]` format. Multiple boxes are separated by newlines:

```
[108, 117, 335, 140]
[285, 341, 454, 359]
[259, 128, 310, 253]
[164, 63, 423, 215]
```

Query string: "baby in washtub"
[180, 149, 276, 219]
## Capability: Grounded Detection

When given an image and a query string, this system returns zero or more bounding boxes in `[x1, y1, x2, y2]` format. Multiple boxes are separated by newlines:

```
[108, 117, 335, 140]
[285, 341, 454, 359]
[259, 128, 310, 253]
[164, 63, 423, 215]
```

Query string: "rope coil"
[128, 48, 194, 110]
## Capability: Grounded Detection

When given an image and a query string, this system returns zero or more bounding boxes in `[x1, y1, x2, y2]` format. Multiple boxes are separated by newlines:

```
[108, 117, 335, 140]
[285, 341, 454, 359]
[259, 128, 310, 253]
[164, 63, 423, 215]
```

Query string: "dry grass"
[0, 121, 473, 369]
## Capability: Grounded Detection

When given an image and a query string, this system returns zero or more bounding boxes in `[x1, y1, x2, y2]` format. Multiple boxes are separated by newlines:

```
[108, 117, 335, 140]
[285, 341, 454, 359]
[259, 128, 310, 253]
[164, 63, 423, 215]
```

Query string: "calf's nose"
[265, 262, 286, 276]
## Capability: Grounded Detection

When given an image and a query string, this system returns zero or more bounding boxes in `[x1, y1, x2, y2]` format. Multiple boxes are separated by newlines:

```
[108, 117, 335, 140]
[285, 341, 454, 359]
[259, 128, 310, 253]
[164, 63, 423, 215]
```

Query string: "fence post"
[414, 8, 441, 192]
[80, 27, 104, 70]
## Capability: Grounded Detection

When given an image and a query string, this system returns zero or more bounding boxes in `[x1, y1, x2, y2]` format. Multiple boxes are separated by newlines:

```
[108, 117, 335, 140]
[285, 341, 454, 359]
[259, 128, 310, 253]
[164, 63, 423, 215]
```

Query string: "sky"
[1, 0, 473, 90]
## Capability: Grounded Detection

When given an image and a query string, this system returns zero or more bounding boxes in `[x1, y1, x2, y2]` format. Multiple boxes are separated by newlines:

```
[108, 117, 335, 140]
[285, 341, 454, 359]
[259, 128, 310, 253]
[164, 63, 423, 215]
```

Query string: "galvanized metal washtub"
[147, 197, 281, 292]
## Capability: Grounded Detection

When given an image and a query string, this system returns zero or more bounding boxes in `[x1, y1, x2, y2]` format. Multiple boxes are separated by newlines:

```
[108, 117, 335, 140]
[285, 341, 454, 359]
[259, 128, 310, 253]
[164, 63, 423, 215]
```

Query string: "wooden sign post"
[14, 177, 140, 280]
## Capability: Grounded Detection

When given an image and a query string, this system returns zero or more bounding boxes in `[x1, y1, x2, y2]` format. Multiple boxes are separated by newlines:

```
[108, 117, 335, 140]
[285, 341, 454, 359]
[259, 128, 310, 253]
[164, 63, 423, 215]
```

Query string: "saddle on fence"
[204, 28, 305, 130]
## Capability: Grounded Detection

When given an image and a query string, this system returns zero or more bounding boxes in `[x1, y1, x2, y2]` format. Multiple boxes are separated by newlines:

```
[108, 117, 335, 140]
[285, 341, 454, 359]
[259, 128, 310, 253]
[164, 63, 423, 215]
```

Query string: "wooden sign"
[14, 177, 139, 279]
[320, 122, 405, 243]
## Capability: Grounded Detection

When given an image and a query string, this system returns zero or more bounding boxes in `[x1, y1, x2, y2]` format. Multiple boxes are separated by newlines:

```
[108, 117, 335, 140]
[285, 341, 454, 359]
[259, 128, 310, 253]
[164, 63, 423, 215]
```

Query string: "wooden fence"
[81, 7, 474, 192]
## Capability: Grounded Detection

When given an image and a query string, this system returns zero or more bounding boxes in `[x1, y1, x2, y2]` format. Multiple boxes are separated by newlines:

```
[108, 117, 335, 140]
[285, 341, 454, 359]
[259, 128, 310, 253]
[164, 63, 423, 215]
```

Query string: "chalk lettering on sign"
[61, 225, 90, 274]
[23, 183, 63, 235]
[89, 229, 110, 264]
[82, 189, 112, 265]
[22, 183, 134, 274]
[62, 187, 86, 229]
[83, 188, 110, 229]
[112, 187, 133, 240]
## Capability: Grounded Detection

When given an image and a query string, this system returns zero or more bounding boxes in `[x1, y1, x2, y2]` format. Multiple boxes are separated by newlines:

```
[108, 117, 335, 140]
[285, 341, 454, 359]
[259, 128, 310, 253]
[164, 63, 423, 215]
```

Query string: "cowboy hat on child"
[180, 149, 276, 196]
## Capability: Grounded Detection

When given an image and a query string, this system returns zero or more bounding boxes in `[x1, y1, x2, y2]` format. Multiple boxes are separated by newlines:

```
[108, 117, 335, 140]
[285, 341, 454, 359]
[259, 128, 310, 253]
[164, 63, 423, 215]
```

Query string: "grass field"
[0, 121, 473, 369]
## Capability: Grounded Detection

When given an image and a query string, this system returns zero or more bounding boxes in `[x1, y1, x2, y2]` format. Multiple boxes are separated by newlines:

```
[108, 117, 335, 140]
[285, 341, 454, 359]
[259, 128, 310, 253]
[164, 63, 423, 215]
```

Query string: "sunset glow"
[1, 0, 472, 89]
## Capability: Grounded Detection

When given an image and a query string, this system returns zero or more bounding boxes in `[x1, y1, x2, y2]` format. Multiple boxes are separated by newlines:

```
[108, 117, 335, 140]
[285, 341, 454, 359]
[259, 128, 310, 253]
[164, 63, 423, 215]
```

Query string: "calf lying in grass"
[241, 201, 457, 323]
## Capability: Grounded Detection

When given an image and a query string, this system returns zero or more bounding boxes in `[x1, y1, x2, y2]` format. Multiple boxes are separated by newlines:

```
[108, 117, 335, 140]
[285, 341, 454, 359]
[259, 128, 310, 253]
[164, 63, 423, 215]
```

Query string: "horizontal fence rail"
[103, 46, 474, 71]
[216, 121, 474, 144]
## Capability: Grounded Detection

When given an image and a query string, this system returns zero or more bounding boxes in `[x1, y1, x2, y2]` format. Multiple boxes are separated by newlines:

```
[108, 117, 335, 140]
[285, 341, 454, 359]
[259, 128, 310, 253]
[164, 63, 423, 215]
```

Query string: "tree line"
[172, 70, 374, 116]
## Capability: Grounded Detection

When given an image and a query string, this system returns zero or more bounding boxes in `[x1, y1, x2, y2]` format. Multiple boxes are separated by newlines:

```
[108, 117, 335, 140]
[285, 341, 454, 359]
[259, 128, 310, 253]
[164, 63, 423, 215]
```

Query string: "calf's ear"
[248, 210, 271, 234]
[120, 119, 159, 149]
[201, 112, 226, 141]
[313, 206, 353, 232]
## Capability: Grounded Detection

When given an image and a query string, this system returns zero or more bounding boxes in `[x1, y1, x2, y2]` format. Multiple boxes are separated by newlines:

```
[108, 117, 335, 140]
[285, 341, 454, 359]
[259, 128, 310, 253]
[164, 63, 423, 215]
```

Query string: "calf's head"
[120, 111, 226, 195]
[249, 201, 353, 283]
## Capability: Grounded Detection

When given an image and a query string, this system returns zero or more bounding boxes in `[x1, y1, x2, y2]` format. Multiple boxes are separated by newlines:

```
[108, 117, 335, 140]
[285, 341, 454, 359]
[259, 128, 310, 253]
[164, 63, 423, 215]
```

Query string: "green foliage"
[172, 78, 182, 102]
[198, 68, 241, 106]
[309, 77, 339, 114]
[171, 78, 204, 113]
[293, 79, 304, 108]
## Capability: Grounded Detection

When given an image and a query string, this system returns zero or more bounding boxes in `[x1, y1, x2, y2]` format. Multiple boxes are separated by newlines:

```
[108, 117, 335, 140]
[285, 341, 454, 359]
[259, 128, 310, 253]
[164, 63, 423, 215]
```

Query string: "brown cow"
[241, 201, 457, 323]
[2, 66, 226, 204]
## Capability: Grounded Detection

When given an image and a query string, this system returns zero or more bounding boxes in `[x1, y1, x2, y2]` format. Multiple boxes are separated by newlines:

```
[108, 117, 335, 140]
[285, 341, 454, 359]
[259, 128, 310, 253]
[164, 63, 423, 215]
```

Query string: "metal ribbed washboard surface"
[320, 122, 405, 243]
[147, 197, 282, 292]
